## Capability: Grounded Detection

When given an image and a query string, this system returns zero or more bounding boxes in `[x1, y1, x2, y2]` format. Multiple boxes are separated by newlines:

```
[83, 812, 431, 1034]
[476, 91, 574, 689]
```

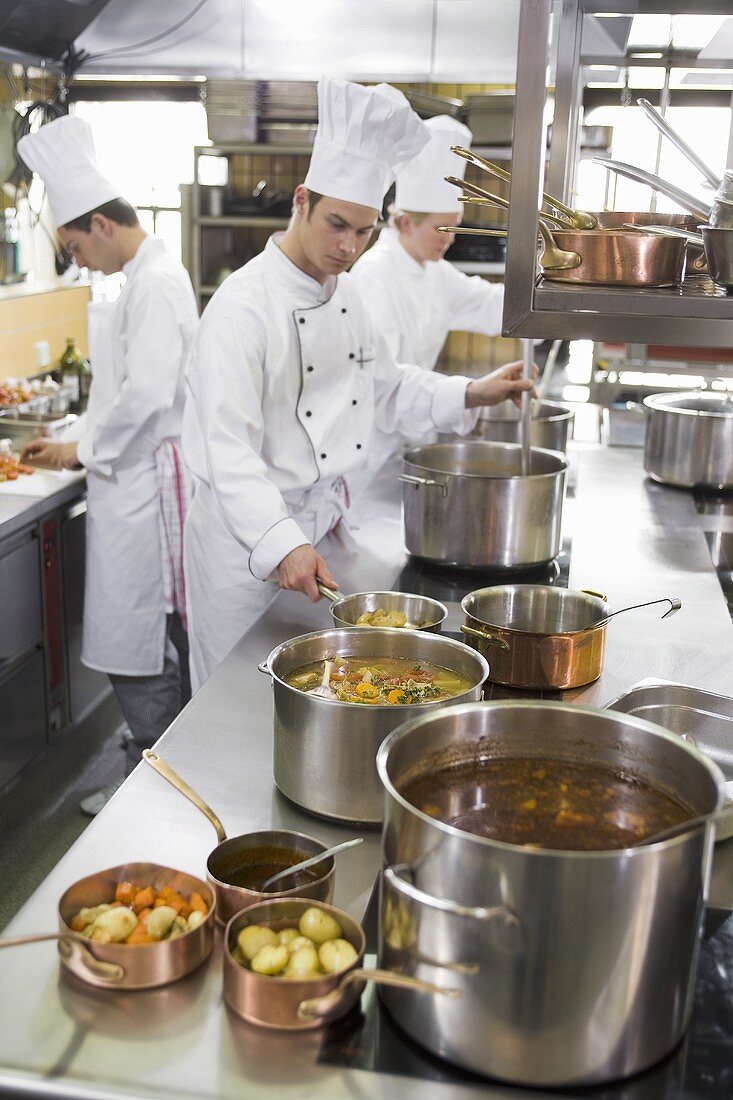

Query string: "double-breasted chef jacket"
[77, 236, 198, 676]
[182, 234, 480, 687]
[350, 225, 505, 372]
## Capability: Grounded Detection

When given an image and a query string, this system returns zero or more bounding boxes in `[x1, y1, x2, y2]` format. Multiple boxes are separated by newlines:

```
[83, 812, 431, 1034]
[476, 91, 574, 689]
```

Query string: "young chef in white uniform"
[18, 116, 198, 795]
[182, 78, 535, 690]
[350, 116, 511, 465]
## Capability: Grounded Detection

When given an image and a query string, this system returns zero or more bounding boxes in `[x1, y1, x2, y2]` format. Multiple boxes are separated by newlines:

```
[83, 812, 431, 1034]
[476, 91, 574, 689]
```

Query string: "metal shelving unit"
[503, 0, 733, 348]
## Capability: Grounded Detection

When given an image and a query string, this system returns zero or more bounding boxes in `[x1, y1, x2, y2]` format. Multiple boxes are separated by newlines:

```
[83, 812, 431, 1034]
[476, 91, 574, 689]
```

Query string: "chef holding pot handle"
[182, 77, 535, 690]
[351, 115, 524, 467]
[17, 116, 198, 805]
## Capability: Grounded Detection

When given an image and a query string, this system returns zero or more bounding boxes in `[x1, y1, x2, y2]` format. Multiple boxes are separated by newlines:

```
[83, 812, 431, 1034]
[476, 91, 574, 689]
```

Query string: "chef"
[350, 115, 512, 463]
[183, 77, 535, 689]
[18, 116, 198, 799]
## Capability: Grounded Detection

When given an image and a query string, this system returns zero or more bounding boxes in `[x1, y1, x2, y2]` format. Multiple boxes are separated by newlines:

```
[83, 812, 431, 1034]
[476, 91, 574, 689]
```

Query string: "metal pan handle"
[316, 582, 340, 603]
[297, 966, 461, 1020]
[637, 98, 721, 191]
[399, 474, 448, 497]
[0, 932, 124, 982]
[459, 624, 510, 652]
[143, 750, 227, 844]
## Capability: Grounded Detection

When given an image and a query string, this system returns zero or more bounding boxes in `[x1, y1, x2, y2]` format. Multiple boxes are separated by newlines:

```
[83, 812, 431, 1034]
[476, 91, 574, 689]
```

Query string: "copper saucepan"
[0, 862, 216, 990]
[223, 897, 459, 1030]
[460, 586, 681, 690]
[143, 751, 335, 924]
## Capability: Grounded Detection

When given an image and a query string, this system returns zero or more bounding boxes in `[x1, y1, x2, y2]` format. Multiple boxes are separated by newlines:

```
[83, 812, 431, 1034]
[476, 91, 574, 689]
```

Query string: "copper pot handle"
[297, 967, 461, 1020]
[460, 624, 510, 652]
[580, 588, 609, 602]
[143, 750, 227, 844]
[0, 931, 124, 982]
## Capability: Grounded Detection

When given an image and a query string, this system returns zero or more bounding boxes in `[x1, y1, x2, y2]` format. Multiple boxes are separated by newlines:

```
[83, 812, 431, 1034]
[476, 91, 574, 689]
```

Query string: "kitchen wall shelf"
[503, 0, 733, 349]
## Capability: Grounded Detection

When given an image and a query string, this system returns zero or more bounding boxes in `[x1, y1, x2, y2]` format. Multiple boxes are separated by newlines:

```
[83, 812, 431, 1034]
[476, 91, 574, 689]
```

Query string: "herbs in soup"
[286, 656, 473, 705]
[402, 756, 692, 850]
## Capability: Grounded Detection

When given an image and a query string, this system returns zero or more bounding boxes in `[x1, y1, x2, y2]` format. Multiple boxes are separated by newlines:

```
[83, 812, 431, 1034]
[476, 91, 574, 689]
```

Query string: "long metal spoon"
[622, 223, 704, 247]
[450, 144, 597, 229]
[637, 98, 721, 191]
[592, 157, 711, 222]
[635, 804, 733, 847]
[456, 192, 571, 229]
[435, 223, 582, 273]
[591, 596, 681, 629]
[261, 837, 364, 892]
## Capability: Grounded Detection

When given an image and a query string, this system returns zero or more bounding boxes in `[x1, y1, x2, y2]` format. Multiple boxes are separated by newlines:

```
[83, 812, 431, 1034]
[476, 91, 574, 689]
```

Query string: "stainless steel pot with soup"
[259, 628, 489, 825]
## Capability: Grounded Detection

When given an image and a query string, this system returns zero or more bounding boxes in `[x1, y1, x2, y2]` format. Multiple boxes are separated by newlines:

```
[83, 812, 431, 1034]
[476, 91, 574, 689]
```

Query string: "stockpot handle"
[459, 624, 510, 652]
[399, 474, 448, 497]
[257, 659, 270, 675]
[384, 865, 520, 928]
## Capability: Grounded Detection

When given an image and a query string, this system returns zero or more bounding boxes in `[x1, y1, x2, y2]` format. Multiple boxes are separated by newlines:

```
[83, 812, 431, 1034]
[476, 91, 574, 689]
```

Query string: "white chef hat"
[303, 77, 430, 210]
[18, 115, 122, 228]
[395, 115, 473, 213]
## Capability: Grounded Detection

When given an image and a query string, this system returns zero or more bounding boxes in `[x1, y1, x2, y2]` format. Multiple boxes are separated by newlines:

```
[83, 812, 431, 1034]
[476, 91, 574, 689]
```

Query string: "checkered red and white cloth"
[155, 439, 189, 629]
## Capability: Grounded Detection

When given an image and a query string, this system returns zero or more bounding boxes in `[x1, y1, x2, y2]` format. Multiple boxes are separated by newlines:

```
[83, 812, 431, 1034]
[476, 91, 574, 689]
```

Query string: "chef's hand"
[465, 360, 539, 410]
[20, 438, 82, 471]
[278, 544, 339, 603]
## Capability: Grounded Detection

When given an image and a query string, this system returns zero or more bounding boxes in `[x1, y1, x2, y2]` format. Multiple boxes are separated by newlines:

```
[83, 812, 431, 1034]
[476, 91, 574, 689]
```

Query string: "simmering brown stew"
[217, 846, 326, 890]
[401, 757, 692, 850]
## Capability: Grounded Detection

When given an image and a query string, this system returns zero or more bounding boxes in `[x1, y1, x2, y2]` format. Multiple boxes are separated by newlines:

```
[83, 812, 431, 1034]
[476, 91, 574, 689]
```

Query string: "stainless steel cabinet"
[0, 650, 47, 790]
[0, 528, 42, 670]
[61, 498, 108, 724]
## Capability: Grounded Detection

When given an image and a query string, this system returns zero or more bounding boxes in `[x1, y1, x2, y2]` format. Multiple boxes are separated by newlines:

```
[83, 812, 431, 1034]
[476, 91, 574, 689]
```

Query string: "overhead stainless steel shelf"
[503, 0, 733, 348]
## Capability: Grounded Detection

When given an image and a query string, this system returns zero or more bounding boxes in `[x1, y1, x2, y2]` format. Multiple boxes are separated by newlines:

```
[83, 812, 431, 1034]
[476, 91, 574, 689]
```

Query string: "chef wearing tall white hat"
[182, 78, 534, 690]
[17, 115, 198, 805]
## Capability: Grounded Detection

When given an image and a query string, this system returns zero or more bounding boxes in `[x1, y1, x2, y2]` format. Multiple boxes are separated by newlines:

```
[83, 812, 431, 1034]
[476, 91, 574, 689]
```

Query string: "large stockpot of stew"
[376, 701, 726, 1086]
[401, 442, 567, 569]
[260, 628, 489, 826]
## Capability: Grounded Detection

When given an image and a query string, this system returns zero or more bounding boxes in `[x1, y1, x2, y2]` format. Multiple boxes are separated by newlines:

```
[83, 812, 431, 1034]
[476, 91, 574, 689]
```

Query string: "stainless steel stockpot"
[401, 441, 567, 569]
[376, 702, 726, 1086]
[262, 628, 489, 825]
[471, 400, 574, 454]
[644, 391, 733, 489]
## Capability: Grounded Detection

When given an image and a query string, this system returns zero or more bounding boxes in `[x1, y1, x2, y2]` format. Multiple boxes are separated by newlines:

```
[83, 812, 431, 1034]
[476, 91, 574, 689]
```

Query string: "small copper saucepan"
[223, 897, 459, 1030]
[0, 862, 216, 990]
[143, 751, 335, 924]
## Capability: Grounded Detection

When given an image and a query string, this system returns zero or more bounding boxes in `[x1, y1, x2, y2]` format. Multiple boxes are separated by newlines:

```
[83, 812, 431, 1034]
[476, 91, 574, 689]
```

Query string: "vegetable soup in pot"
[285, 656, 473, 705]
[402, 756, 692, 850]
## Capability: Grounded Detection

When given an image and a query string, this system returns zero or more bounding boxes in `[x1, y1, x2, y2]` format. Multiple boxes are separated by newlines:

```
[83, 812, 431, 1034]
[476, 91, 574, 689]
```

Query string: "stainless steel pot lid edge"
[643, 392, 733, 417]
[375, 700, 727, 859]
[460, 585, 610, 638]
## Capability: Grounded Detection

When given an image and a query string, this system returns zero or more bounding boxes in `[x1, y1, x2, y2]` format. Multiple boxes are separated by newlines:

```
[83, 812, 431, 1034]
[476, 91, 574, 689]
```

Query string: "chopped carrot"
[6, 470, 17, 480]
[189, 892, 208, 915]
[132, 886, 154, 913]
[180, 900, 192, 919]
[136, 907, 153, 927]
[70, 914, 87, 932]
[125, 925, 155, 945]
[115, 881, 138, 905]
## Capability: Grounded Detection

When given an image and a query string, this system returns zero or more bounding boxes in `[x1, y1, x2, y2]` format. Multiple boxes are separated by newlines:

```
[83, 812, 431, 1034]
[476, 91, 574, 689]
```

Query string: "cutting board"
[0, 467, 84, 497]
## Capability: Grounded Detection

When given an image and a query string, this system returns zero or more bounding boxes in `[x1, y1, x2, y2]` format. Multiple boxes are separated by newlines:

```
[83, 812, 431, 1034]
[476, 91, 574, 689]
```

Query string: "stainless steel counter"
[1, 442, 732, 1100]
[0, 475, 86, 542]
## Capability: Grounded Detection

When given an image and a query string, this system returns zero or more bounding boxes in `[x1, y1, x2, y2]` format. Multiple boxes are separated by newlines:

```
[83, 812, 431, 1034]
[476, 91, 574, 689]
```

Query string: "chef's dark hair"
[62, 198, 140, 232]
[306, 189, 323, 218]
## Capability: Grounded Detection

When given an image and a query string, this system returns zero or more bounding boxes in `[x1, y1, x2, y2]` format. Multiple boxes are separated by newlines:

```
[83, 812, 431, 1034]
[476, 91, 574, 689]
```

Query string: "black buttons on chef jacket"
[356, 443, 362, 450]
[321, 452, 327, 459]
[307, 365, 314, 372]
[341, 307, 347, 313]
[299, 317, 305, 324]
[305, 410, 312, 417]
[352, 399, 357, 406]
[349, 352, 355, 359]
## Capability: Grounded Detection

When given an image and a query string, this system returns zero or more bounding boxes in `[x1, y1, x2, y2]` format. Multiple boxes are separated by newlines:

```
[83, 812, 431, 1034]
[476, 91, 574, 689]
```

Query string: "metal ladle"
[435, 223, 581, 273]
[450, 144, 597, 229]
[261, 837, 364, 891]
[634, 803, 733, 847]
[591, 596, 681, 629]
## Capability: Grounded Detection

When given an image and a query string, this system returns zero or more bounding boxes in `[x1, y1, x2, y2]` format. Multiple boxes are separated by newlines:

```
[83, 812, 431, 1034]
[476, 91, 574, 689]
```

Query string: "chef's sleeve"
[185, 309, 309, 581]
[76, 280, 185, 475]
[441, 262, 505, 337]
[370, 320, 479, 438]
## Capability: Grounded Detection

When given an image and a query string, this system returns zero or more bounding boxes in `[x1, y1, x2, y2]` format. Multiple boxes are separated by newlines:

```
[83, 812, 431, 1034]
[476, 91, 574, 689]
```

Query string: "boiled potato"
[187, 909, 205, 930]
[237, 924, 278, 961]
[168, 915, 189, 939]
[286, 944, 320, 975]
[298, 907, 342, 945]
[250, 944, 289, 976]
[146, 905, 178, 941]
[278, 927, 300, 948]
[319, 938, 358, 974]
[356, 611, 374, 626]
[89, 906, 138, 944]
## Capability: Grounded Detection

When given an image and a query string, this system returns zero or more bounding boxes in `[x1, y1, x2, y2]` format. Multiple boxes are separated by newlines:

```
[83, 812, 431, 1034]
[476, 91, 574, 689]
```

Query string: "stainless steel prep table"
[1, 441, 732, 1100]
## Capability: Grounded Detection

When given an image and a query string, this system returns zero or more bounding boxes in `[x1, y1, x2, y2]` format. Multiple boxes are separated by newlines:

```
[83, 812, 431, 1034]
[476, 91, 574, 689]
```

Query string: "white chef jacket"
[77, 236, 198, 676]
[182, 234, 478, 687]
[350, 226, 505, 370]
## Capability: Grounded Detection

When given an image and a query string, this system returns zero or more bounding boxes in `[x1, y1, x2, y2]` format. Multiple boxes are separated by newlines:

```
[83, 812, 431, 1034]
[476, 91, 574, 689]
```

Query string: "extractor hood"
[0, 0, 113, 63]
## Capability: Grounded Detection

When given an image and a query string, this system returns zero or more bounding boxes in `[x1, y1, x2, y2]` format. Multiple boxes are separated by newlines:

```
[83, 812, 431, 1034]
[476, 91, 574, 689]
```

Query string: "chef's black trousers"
[108, 613, 190, 775]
